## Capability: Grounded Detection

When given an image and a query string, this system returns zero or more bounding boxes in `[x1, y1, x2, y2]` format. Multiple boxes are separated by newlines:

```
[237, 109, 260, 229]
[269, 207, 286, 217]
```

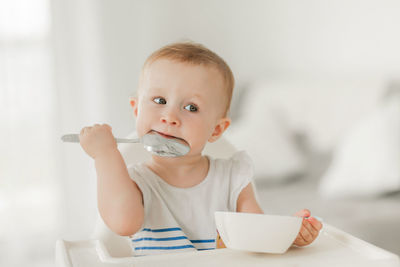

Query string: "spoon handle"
[114, 138, 140, 143]
[61, 134, 140, 143]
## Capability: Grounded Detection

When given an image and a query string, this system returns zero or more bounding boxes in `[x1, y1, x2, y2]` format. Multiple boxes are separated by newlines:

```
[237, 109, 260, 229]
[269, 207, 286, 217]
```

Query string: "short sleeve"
[228, 151, 254, 211]
[127, 163, 151, 208]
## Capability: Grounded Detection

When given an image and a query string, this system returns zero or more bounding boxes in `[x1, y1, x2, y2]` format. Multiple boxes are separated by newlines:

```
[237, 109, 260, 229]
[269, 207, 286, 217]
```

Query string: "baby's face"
[133, 59, 229, 156]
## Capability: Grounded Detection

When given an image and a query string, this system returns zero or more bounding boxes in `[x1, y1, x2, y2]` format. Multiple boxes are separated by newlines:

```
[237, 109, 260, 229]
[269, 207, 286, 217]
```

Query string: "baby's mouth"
[150, 130, 187, 144]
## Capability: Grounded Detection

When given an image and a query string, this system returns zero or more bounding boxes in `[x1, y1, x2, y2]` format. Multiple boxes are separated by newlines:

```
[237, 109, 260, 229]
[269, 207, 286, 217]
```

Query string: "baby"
[79, 42, 322, 255]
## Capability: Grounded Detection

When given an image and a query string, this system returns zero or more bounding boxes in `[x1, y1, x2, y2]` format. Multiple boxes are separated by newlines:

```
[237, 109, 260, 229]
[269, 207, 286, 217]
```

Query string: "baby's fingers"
[300, 220, 316, 242]
[294, 227, 310, 246]
[103, 123, 112, 131]
[294, 219, 320, 246]
[307, 216, 323, 232]
[294, 209, 310, 218]
[80, 126, 92, 136]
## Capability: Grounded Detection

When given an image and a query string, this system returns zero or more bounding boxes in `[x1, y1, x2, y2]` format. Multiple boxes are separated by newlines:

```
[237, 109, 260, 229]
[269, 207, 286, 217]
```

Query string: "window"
[0, 0, 59, 266]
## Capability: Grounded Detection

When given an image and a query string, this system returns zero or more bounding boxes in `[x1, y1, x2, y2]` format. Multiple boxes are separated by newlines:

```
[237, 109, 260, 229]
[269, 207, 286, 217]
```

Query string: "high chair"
[87, 135, 238, 258]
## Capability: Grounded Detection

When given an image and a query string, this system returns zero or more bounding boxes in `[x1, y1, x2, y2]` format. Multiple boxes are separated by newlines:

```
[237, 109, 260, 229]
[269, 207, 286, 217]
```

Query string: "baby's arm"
[236, 183, 263, 214]
[80, 124, 144, 236]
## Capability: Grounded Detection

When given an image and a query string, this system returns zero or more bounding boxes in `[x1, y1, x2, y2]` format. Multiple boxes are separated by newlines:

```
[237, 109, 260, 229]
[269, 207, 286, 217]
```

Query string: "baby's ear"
[209, 117, 231, 143]
[129, 96, 139, 117]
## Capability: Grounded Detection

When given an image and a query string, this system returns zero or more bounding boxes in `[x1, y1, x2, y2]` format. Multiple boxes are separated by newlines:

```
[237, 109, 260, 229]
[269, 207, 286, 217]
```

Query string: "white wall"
[97, 0, 400, 134]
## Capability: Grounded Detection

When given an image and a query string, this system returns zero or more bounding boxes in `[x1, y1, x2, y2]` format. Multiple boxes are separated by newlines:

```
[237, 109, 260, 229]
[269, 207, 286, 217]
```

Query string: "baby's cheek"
[135, 118, 150, 137]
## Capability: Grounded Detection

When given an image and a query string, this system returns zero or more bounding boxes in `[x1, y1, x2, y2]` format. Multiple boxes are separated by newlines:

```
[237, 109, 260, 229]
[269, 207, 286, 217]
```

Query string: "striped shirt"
[127, 151, 253, 256]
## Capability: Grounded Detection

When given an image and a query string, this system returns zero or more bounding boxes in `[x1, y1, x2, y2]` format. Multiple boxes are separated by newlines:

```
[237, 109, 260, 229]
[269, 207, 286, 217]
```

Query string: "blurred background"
[1, 0, 399, 266]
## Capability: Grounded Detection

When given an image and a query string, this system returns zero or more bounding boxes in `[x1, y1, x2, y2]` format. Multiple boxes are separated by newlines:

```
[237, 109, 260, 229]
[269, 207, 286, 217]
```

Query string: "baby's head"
[131, 42, 234, 156]
[138, 42, 234, 116]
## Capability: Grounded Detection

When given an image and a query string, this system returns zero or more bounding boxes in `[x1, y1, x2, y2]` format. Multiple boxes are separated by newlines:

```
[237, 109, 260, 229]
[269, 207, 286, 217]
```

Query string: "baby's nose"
[160, 110, 180, 126]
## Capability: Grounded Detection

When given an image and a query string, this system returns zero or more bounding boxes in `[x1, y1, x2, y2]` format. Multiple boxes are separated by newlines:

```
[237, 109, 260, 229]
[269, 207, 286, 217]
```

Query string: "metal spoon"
[61, 132, 190, 157]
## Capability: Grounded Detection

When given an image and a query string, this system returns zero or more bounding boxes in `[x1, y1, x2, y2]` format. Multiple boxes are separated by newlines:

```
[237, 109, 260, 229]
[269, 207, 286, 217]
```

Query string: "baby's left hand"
[293, 209, 323, 247]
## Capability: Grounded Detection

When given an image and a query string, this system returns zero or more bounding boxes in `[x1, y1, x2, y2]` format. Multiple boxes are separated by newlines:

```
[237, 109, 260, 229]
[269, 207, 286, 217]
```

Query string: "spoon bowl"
[141, 132, 190, 157]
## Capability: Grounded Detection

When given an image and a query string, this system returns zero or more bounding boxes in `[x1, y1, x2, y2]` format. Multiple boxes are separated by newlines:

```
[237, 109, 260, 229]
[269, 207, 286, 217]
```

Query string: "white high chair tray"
[56, 224, 400, 267]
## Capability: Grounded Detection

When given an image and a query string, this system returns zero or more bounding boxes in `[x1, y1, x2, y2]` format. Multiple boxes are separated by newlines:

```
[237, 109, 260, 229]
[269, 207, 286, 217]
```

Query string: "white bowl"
[215, 211, 302, 254]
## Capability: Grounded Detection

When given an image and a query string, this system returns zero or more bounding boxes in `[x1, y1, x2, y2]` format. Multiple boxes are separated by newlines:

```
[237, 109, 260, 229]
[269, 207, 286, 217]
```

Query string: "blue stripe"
[135, 245, 195, 250]
[190, 239, 215, 243]
[197, 248, 216, 251]
[132, 236, 188, 242]
[141, 227, 182, 232]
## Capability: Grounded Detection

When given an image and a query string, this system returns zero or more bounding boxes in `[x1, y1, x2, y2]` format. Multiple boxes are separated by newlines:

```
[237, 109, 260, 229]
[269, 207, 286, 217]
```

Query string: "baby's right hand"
[79, 124, 117, 159]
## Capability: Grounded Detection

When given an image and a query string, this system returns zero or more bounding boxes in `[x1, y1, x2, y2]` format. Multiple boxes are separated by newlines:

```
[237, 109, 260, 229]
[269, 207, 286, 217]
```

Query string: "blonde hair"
[140, 42, 234, 116]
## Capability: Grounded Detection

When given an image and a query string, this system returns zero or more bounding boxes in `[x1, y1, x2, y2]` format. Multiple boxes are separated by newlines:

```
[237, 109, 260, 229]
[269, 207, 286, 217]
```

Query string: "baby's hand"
[293, 209, 323, 247]
[79, 124, 117, 159]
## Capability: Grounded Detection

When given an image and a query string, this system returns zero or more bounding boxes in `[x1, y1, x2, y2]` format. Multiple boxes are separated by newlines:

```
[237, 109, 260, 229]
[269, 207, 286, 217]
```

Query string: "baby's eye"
[153, 97, 167, 105]
[184, 104, 198, 112]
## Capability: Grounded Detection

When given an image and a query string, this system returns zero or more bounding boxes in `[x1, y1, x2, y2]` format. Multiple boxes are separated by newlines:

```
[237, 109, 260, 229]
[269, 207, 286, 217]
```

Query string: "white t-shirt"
[127, 151, 253, 256]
